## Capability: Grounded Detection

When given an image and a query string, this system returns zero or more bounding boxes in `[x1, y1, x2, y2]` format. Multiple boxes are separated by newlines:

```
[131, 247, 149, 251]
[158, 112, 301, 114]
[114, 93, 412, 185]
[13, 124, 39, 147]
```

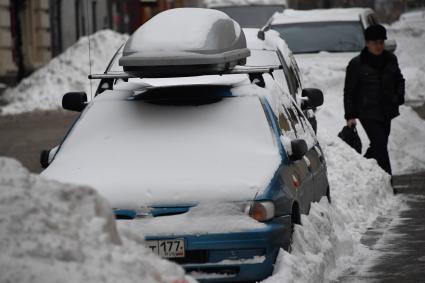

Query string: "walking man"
[344, 24, 405, 175]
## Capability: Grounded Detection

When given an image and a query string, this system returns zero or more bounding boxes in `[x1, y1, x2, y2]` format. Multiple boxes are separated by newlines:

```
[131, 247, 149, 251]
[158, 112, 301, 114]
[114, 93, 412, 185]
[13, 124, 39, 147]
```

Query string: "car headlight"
[246, 201, 275, 222]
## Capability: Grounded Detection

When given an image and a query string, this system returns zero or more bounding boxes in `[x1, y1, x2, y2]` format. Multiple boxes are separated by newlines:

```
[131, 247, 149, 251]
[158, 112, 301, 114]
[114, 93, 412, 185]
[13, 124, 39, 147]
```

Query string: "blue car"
[41, 8, 330, 282]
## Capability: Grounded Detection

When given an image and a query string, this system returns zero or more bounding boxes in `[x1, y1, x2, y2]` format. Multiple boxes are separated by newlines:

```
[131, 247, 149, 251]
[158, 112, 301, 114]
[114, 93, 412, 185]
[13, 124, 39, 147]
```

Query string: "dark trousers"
[360, 119, 392, 175]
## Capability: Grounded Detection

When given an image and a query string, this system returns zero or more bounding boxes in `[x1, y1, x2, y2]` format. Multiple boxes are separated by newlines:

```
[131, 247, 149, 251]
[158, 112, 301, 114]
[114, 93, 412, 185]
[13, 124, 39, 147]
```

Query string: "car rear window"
[272, 21, 365, 53]
[212, 5, 285, 28]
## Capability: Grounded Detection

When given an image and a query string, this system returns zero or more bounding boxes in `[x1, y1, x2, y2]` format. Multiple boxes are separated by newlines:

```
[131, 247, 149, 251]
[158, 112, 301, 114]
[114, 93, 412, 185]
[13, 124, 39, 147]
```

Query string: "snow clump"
[0, 157, 188, 283]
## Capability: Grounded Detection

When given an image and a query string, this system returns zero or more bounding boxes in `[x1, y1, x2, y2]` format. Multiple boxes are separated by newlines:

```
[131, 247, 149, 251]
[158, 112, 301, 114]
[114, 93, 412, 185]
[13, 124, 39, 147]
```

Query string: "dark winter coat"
[344, 48, 405, 121]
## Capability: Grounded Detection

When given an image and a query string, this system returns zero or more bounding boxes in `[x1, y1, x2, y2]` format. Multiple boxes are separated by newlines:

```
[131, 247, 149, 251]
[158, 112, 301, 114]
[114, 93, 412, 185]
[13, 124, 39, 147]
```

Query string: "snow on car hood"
[42, 90, 281, 208]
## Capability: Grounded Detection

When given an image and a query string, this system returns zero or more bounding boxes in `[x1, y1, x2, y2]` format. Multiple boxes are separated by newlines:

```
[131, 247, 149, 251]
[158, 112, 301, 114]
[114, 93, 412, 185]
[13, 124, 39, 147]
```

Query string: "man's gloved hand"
[346, 118, 357, 127]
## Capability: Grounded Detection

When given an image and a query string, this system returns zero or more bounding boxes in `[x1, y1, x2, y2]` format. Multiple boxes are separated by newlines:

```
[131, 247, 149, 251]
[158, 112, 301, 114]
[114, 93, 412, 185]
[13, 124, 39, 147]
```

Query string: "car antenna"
[86, 0, 93, 101]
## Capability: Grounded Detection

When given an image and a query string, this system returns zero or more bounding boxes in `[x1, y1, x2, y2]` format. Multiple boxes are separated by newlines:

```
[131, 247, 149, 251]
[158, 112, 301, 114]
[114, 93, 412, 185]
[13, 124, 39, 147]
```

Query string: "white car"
[268, 8, 396, 55]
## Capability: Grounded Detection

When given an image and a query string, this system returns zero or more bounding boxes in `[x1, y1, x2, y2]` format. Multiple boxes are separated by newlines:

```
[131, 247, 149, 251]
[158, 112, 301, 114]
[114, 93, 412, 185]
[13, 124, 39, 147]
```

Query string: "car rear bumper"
[145, 215, 291, 282]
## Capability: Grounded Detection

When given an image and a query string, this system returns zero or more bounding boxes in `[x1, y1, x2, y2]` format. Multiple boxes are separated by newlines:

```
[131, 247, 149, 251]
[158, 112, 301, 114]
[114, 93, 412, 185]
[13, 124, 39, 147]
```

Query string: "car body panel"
[147, 217, 290, 282]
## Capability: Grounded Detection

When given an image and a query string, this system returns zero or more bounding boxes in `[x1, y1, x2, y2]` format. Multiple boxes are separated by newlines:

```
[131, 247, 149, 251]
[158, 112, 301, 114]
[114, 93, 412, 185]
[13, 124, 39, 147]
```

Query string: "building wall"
[59, 0, 109, 51]
[20, 0, 51, 70]
[0, 0, 17, 77]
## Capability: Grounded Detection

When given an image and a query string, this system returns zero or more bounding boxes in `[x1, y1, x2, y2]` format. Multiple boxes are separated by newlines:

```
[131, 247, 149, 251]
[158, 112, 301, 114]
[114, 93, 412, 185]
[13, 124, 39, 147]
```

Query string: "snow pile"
[0, 157, 188, 283]
[205, 0, 287, 8]
[294, 21, 425, 174]
[389, 20, 425, 102]
[0, 30, 128, 115]
[264, 132, 398, 283]
[391, 9, 425, 31]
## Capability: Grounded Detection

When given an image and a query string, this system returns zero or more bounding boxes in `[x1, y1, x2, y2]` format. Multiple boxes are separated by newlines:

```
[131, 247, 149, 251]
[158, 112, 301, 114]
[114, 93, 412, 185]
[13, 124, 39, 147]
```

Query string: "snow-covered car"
[41, 8, 329, 282]
[206, 0, 287, 28]
[268, 8, 397, 54]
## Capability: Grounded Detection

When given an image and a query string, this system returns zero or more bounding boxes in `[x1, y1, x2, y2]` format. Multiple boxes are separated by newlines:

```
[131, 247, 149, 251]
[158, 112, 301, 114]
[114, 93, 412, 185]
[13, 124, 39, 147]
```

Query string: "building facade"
[0, 0, 16, 80]
[0, 0, 200, 85]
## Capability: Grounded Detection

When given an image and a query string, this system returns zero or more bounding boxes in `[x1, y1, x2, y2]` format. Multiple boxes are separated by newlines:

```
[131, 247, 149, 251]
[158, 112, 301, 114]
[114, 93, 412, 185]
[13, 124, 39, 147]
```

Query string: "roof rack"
[88, 65, 283, 80]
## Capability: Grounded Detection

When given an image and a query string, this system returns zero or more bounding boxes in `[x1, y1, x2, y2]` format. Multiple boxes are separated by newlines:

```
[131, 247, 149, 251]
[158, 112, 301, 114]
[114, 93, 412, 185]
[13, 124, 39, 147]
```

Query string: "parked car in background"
[41, 8, 329, 282]
[206, 0, 287, 28]
[268, 8, 397, 54]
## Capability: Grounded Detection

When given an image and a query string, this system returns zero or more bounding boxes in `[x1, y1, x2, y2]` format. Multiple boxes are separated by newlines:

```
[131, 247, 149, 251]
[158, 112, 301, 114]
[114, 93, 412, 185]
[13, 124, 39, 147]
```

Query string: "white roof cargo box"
[119, 8, 250, 77]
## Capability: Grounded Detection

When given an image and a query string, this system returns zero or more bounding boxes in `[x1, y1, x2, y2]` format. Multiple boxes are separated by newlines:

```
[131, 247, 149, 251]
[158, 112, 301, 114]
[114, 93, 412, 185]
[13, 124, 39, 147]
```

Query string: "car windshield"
[212, 5, 284, 28]
[272, 21, 365, 53]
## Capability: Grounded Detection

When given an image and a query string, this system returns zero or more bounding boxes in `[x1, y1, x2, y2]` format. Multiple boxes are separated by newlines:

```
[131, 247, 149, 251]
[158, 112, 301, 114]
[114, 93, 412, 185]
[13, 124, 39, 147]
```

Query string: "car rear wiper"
[293, 50, 322, 54]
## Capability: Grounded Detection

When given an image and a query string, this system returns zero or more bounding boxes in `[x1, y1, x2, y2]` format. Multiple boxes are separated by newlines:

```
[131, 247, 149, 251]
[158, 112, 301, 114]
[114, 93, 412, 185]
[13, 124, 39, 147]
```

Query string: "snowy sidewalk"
[337, 172, 425, 283]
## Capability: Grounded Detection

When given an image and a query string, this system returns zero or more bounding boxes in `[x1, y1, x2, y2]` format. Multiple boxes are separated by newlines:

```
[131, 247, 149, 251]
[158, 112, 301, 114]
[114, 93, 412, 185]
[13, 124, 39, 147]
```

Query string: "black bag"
[338, 125, 362, 153]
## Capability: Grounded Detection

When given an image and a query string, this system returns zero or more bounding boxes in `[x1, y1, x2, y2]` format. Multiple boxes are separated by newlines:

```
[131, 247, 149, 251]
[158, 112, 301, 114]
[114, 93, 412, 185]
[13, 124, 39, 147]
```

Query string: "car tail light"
[249, 201, 275, 222]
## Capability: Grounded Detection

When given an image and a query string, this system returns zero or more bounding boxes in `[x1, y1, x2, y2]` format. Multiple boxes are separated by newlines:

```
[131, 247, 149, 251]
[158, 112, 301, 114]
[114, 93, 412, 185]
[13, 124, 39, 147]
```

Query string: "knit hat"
[364, 24, 387, 41]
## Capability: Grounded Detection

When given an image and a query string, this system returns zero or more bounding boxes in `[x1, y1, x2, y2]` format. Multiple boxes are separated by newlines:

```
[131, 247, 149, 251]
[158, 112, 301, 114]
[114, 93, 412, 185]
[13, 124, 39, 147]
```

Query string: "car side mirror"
[257, 24, 271, 40]
[62, 92, 87, 112]
[40, 146, 59, 168]
[301, 88, 324, 110]
[385, 39, 397, 53]
[290, 139, 308, 161]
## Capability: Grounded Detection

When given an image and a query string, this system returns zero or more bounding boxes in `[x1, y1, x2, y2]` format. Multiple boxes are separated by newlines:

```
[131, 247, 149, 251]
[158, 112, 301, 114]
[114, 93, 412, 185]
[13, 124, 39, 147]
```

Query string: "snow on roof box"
[119, 8, 250, 78]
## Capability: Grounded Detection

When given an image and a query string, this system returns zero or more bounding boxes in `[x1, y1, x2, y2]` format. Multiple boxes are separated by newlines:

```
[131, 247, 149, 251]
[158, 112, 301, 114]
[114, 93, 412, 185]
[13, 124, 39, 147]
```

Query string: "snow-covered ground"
[0, 16, 424, 283]
[0, 158, 189, 283]
[261, 18, 424, 281]
[263, 132, 401, 283]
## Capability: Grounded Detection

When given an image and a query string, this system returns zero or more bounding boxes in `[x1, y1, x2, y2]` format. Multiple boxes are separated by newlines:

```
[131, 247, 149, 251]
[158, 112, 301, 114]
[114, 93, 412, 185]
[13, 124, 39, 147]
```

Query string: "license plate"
[145, 239, 185, 258]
